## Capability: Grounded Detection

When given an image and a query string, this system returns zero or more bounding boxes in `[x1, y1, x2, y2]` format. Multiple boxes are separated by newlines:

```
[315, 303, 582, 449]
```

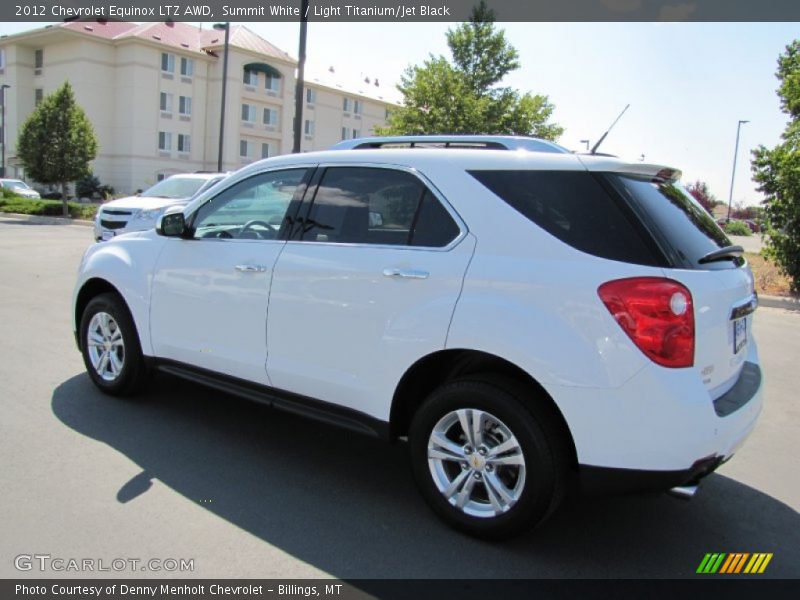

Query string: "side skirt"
[149, 358, 390, 440]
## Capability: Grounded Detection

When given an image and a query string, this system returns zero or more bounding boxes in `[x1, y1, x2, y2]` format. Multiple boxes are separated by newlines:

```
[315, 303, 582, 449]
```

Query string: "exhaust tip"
[668, 484, 699, 500]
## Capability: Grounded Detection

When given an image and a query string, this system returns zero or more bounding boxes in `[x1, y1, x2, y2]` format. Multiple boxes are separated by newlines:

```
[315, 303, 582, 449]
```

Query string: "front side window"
[353, 100, 362, 115]
[34, 88, 43, 106]
[304, 120, 315, 136]
[343, 98, 352, 112]
[299, 167, 459, 247]
[240, 140, 251, 157]
[34, 49, 43, 69]
[192, 169, 307, 240]
[180, 57, 194, 77]
[306, 88, 316, 104]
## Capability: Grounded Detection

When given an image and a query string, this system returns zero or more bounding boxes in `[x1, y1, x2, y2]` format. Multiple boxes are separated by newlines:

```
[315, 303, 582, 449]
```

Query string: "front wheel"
[79, 293, 147, 396]
[409, 376, 569, 539]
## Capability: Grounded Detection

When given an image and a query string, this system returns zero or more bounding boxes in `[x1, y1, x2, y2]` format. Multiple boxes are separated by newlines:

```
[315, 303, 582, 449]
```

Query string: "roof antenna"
[590, 104, 630, 154]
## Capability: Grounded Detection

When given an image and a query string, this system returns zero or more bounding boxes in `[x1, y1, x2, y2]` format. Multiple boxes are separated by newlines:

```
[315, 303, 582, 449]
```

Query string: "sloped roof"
[58, 21, 295, 63]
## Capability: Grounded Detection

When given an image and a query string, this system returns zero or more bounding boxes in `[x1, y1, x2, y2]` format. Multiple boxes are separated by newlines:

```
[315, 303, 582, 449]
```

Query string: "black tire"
[409, 375, 569, 539]
[79, 292, 147, 396]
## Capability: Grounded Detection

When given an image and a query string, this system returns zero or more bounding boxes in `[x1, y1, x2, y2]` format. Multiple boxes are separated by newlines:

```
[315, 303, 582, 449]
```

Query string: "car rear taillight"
[598, 277, 694, 368]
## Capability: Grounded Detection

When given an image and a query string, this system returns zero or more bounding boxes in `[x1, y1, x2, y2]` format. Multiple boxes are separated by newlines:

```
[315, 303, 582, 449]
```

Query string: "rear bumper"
[579, 455, 725, 495]
[551, 342, 764, 477]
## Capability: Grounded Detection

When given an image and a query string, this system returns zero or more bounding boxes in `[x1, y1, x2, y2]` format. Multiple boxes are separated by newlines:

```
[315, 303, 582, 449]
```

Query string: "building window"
[156, 173, 167, 182]
[261, 142, 273, 159]
[243, 70, 258, 86]
[34, 49, 44, 70]
[240, 140, 252, 158]
[353, 100, 362, 115]
[160, 92, 173, 113]
[158, 132, 172, 151]
[161, 53, 175, 73]
[35, 88, 44, 107]
[263, 108, 278, 126]
[306, 88, 316, 104]
[343, 98, 351, 113]
[180, 57, 194, 77]
[177, 134, 191, 153]
[341, 127, 348, 141]
[352, 128, 360, 139]
[385, 107, 391, 120]
[179, 96, 192, 116]
[0, 48, 6, 70]
[304, 120, 315, 136]
[265, 74, 281, 93]
[241, 104, 256, 122]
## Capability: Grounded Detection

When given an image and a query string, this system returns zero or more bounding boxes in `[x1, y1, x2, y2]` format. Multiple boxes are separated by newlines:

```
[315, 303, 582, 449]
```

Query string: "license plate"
[101, 230, 115, 241]
[733, 317, 747, 354]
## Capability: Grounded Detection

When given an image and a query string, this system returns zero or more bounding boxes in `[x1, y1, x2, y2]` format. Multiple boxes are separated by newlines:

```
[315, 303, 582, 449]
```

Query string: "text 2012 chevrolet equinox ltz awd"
[73, 136, 763, 539]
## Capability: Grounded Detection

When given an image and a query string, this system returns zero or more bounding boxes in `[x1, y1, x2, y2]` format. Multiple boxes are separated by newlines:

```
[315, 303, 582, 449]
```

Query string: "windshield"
[142, 177, 214, 199]
[604, 174, 737, 269]
[3, 180, 29, 189]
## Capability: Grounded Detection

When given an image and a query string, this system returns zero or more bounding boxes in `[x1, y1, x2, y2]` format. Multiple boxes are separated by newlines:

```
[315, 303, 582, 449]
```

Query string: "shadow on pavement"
[52, 373, 800, 578]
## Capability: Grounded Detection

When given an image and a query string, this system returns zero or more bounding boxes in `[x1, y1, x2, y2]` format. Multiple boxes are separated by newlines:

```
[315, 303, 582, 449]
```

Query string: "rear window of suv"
[603, 174, 736, 269]
[469, 170, 661, 266]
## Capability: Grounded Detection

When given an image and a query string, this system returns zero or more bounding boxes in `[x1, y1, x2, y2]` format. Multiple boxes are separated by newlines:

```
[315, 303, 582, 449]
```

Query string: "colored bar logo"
[697, 553, 773, 574]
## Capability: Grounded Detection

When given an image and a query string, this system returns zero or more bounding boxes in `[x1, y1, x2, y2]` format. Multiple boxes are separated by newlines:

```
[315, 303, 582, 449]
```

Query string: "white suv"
[72, 137, 763, 538]
[93, 172, 227, 241]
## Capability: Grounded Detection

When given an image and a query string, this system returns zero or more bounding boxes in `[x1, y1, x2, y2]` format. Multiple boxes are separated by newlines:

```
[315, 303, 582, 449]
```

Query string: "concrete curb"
[759, 295, 800, 312]
[0, 212, 94, 227]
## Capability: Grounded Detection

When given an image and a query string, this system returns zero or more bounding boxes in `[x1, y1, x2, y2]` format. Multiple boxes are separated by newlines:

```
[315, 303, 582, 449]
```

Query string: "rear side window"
[603, 175, 735, 269]
[469, 170, 660, 266]
[300, 167, 460, 247]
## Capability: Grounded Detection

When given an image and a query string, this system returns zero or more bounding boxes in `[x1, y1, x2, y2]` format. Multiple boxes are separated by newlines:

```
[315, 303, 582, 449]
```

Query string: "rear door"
[604, 174, 757, 394]
[266, 165, 475, 419]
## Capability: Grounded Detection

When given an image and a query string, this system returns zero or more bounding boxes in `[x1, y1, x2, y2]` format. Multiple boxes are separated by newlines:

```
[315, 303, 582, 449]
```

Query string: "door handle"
[235, 264, 267, 273]
[382, 268, 429, 279]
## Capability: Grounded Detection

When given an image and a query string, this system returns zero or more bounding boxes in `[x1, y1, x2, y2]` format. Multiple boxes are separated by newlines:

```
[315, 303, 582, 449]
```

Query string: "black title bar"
[3, 0, 800, 23]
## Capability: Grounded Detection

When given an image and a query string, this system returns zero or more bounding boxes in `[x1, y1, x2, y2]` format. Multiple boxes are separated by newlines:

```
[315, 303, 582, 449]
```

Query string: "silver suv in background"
[94, 172, 228, 241]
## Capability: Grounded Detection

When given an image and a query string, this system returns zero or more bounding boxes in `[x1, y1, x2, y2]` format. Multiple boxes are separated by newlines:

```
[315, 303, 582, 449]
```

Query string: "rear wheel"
[80, 293, 147, 396]
[409, 376, 568, 539]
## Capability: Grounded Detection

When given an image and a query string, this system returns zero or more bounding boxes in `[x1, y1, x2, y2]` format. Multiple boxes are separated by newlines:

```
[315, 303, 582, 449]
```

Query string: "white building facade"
[0, 21, 395, 194]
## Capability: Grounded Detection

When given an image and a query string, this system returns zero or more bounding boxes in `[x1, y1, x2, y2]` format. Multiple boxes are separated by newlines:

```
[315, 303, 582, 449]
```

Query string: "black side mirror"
[156, 212, 188, 237]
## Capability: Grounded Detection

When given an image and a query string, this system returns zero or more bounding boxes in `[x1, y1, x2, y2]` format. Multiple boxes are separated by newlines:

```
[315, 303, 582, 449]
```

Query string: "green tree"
[17, 82, 98, 216]
[751, 40, 800, 294]
[378, 1, 563, 140]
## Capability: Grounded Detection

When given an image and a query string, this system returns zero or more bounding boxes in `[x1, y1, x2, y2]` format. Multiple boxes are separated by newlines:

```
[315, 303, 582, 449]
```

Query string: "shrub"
[0, 196, 98, 219]
[724, 220, 752, 236]
[76, 174, 114, 200]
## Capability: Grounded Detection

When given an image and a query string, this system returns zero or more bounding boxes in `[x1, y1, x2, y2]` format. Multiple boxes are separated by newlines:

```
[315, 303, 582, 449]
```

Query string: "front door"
[149, 167, 310, 384]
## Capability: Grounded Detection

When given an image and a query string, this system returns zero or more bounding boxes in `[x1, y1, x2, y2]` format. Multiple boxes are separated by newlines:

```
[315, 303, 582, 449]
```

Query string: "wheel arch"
[389, 349, 578, 468]
[73, 277, 136, 350]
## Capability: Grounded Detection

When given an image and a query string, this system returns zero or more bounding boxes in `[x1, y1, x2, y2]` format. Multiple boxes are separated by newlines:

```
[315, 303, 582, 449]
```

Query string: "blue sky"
[3, 21, 797, 206]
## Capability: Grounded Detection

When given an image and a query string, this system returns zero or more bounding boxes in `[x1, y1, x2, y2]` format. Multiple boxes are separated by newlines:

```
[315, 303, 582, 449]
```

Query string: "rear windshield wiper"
[698, 245, 744, 264]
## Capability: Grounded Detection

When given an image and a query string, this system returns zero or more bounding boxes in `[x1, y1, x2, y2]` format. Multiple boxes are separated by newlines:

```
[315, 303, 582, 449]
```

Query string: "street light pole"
[214, 22, 230, 172]
[727, 119, 749, 221]
[293, 0, 309, 154]
[0, 84, 9, 178]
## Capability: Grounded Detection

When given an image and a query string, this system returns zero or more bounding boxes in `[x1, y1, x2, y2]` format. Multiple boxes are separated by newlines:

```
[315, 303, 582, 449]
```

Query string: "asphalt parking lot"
[0, 216, 798, 579]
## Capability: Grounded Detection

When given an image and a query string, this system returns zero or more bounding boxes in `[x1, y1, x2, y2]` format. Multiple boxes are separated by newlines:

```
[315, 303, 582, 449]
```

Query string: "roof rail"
[331, 135, 571, 154]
